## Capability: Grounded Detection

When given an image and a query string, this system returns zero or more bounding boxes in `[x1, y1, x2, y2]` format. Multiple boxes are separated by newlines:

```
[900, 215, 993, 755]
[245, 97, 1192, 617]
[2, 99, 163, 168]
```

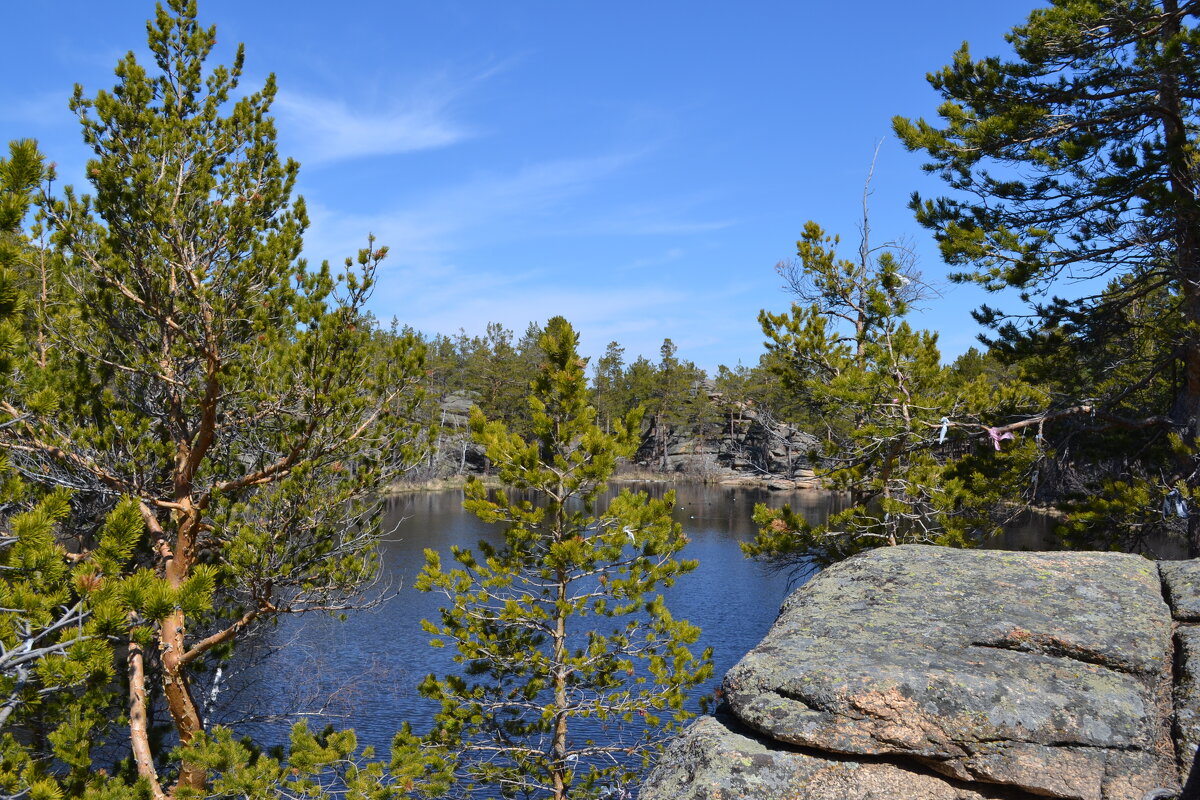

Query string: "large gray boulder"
[643, 712, 1023, 800]
[644, 546, 1193, 800]
[1162, 560, 1200, 786]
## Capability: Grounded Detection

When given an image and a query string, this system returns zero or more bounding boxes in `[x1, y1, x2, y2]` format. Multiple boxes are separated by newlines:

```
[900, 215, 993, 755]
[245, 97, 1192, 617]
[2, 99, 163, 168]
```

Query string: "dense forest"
[2, 0, 1199, 798]
[397, 318, 813, 481]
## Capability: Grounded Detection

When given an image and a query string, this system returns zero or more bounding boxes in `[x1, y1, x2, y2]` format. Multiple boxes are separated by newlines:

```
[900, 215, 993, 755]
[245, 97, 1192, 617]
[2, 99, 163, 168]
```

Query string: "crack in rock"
[969, 628, 1144, 676]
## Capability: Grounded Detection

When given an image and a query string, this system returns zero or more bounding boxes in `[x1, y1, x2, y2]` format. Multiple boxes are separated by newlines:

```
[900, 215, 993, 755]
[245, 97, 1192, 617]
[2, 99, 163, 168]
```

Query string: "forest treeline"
[402, 320, 799, 475]
[389, 316, 1001, 483]
[2, 0, 1200, 798]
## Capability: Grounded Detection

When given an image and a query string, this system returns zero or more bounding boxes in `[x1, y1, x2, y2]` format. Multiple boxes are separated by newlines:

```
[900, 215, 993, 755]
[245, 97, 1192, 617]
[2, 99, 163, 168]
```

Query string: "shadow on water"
[986, 507, 1189, 560]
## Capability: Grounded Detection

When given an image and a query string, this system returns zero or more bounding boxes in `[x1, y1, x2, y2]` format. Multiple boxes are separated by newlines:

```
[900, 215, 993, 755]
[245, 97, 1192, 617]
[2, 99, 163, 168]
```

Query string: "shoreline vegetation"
[385, 473, 1061, 517]
[386, 466, 822, 495]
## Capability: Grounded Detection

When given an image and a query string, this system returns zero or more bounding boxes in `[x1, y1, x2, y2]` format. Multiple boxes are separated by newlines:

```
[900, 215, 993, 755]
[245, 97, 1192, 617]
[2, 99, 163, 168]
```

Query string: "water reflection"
[986, 508, 1189, 559]
[226, 484, 815, 752]
[223, 483, 1173, 755]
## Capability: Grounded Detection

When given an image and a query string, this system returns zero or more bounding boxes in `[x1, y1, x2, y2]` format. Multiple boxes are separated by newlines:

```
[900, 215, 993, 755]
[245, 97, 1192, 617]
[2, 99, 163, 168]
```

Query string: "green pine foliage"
[647, 339, 702, 469]
[417, 317, 711, 800]
[0, 140, 44, 377]
[416, 323, 721, 478]
[0, 497, 156, 799]
[582, 338, 710, 471]
[177, 721, 452, 800]
[894, 0, 1200, 554]
[590, 341, 627, 434]
[713, 355, 811, 436]
[749, 220, 1047, 568]
[0, 3, 432, 796]
[0, 139, 147, 800]
[454, 322, 540, 434]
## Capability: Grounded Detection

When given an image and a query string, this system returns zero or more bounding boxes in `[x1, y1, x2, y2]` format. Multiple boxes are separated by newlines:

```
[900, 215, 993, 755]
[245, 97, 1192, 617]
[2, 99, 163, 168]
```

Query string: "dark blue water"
[217, 483, 832, 751]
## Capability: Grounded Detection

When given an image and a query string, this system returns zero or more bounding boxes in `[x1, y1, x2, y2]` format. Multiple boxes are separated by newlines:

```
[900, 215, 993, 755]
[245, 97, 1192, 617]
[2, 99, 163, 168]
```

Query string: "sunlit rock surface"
[644, 545, 1196, 800]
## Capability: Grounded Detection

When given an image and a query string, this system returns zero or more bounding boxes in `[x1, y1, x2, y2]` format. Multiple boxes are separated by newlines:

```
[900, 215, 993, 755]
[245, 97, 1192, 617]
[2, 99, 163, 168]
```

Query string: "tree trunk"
[1178, 325, 1200, 558]
[160, 506, 207, 793]
[1160, 0, 1200, 555]
[551, 573, 569, 800]
[161, 609, 206, 791]
[128, 638, 167, 800]
[658, 412, 668, 471]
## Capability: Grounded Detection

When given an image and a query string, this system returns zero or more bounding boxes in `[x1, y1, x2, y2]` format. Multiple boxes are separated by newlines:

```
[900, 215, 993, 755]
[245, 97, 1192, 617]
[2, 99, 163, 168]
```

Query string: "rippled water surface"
[222, 483, 832, 750]
[221, 482, 1095, 753]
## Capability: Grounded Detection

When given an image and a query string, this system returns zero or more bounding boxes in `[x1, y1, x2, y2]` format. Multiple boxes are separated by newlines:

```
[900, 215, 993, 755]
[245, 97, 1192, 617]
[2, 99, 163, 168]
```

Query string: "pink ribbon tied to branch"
[986, 427, 1014, 451]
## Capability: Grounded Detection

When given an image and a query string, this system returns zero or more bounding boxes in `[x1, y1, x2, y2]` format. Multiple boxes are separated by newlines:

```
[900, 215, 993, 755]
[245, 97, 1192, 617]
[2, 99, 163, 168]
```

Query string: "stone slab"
[641, 713, 1019, 800]
[722, 546, 1177, 800]
[1175, 625, 1200, 773]
[1160, 560, 1200, 621]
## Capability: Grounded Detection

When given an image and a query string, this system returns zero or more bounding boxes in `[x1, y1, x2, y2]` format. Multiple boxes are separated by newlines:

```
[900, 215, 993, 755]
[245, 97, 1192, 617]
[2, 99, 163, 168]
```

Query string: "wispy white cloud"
[276, 55, 530, 165]
[300, 149, 642, 268]
[273, 55, 525, 165]
[275, 88, 472, 164]
[294, 146, 743, 363]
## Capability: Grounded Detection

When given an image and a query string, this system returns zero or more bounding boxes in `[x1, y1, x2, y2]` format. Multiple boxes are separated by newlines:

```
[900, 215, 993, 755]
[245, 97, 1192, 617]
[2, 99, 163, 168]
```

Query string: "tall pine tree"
[0, 140, 151, 800]
[751, 212, 1046, 568]
[1, 4, 430, 795]
[418, 316, 711, 800]
[894, 0, 1200, 553]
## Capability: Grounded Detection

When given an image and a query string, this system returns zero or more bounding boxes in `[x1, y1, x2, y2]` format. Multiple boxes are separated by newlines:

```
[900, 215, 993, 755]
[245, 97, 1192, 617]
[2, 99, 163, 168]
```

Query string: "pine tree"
[750, 216, 1046, 568]
[452, 321, 544, 439]
[678, 382, 722, 475]
[893, 0, 1200, 553]
[0, 494, 146, 799]
[0, 140, 46, 380]
[590, 341, 626, 433]
[0, 4, 431, 796]
[417, 317, 711, 800]
[0, 140, 145, 800]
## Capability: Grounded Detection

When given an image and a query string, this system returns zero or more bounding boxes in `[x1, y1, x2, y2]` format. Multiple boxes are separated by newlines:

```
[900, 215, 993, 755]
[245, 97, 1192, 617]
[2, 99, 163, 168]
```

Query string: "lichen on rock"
[643, 546, 1190, 800]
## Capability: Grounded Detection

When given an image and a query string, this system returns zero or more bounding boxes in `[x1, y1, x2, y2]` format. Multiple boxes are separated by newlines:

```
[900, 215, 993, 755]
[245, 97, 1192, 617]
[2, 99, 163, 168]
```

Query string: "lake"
[219, 483, 830, 751]
[219, 482, 1154, 755]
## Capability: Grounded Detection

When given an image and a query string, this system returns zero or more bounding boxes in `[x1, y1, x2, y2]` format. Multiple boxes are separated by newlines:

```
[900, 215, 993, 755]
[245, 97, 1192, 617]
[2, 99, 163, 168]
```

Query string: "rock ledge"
[643, 545, 1198, 800]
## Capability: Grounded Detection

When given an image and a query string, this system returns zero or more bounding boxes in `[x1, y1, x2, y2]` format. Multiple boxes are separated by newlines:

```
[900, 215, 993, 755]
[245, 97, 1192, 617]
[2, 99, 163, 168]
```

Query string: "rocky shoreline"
[387, 469, 821, 495]
[406, 391, 822, 491]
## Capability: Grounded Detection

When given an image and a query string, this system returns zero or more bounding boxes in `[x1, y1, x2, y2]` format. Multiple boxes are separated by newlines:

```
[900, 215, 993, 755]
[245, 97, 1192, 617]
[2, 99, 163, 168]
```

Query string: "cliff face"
[643, 546, 1200, 800]
[432, 391, 821, 485]
[632, 402, 820, 485]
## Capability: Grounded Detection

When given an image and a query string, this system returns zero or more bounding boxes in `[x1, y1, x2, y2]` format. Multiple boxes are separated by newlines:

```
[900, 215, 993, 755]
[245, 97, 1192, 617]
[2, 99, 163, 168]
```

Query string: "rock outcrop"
[432, 389, 821, 485]
[633, 399, 820, 485]
[643, 546, 1198, 800]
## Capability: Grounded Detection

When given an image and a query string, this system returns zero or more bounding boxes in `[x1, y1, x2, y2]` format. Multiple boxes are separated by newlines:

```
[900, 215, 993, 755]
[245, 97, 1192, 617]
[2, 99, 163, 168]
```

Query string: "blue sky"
[2, 1, 1045, 373]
